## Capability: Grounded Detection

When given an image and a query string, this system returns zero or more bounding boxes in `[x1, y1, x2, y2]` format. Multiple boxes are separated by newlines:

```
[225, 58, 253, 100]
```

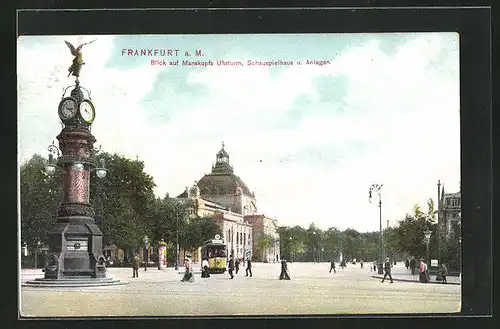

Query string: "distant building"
[244, 214, 280, 263]
[438, 182, 461, 239]
[176, 143, 279, 263]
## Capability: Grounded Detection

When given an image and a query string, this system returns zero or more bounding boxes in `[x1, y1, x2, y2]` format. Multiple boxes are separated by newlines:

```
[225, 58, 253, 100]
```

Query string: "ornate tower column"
[43, 81, 107, 279]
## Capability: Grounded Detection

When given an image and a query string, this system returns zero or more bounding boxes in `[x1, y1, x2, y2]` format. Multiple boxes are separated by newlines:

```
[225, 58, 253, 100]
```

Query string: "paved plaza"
[20, 262, 461, 317]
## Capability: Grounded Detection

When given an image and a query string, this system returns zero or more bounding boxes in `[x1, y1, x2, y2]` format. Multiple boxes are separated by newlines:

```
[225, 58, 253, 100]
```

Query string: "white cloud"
[18, 33, 460, 232]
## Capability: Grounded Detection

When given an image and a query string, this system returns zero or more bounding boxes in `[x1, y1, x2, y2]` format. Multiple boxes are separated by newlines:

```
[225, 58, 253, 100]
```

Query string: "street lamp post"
[423, 230, 432, 267]
[458, 236, 462, 283]
[175, 214, 179, 271]
[312, 231, 317, 262]
[34, 241, 41, 268]
[231, 227, 235, 257]
[143, 236, 149, 271]
[369, 183, 384, 274]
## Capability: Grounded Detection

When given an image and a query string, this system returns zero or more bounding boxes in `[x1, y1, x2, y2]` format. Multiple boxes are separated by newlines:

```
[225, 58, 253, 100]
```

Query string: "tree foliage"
[181, 216, 223, 253]
[89, 152, 157, 250]
[20, 154, 61, 249]
[254, 233, 275, 260]
[392, 203, 437, 258]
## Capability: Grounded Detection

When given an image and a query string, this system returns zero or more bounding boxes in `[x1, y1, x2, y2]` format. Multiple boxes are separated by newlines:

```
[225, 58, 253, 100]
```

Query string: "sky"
[17, 33, 460, 232]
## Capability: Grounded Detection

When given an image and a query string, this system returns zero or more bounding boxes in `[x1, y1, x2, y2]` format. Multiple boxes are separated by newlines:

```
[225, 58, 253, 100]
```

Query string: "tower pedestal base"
[22, 276, 127, 288]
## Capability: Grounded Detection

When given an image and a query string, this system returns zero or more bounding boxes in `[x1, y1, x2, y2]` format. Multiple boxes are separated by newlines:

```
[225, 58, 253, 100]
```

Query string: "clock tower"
[40, 79, 109, 281]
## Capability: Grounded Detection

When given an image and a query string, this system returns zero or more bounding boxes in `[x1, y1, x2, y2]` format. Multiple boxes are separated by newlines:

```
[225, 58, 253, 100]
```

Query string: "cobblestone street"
[20, 262, 461, 316]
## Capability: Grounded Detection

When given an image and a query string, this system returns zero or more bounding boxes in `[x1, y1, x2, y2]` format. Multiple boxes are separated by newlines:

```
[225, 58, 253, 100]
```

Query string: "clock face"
[58, 97, 78, 121]
[79, 100, 95, 123]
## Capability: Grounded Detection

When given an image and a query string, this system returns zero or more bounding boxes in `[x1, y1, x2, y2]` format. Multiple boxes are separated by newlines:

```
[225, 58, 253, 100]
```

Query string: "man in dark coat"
[279, 259, 291, 280]
[329, 259, 336, 273]
[409, 257, 417, 275]
[341, 259, 347, 269]
[381, 257, 393, 283]
[440, 263, 448, 284]
[245, 258, 252, 277]
[228, 255, 235, 279]
[235, 258, 240, 274]
[132, 253, 140, 278]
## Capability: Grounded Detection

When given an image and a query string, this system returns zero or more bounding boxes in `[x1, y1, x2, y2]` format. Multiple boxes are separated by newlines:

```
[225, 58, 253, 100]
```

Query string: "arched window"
[236, 232, 239, 244]
[244, 233, 246, 246]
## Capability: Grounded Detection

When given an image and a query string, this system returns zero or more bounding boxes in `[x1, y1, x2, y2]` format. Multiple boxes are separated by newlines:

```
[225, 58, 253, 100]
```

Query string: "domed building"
[176, 143, 279, 264]
[196, 142, 258, 216]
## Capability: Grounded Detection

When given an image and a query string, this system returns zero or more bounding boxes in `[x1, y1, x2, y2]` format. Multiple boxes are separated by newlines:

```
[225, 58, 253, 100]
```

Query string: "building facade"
[245, 214, 280, 263]
[437, 182, 461, 240]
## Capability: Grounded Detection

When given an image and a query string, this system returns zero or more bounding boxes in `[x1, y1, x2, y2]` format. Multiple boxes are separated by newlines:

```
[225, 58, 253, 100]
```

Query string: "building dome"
[197, 142, 253, 197]
[197, 173, 253, 197]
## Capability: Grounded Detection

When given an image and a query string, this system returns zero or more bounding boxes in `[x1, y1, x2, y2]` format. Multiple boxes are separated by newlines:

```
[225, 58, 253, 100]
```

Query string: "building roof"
[178, 142, 254, 199]
[198, 173, 253, 196]
[444, 191, 461, 198]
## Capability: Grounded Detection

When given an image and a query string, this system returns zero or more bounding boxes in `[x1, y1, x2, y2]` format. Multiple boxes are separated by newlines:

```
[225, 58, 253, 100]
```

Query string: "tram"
[201, 236, 227, 274]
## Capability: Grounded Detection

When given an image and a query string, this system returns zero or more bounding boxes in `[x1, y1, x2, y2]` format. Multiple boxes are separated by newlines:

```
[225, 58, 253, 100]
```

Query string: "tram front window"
[209, 247, 226, 258]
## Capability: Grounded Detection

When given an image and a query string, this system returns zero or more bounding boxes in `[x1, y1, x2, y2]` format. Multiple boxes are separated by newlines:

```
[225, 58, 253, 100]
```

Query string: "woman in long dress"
[419, 259, 428, 283]
[201, 258, 210, 278]
[279, 259, 291, 280]
[181, 257, 195, 282]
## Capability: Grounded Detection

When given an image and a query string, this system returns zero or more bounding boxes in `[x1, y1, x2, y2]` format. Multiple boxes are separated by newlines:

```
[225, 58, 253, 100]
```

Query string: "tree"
[322, 227, 342, 261]
[357, 231, 380, 261]
[305, 223, 323, 261]
[181, 216, 222, 254]
[254, 233, 275, 262]
[88, 152, 157, 251]
[341, 229, 363, 261]
[392, 203, 436, 258]
[20, 154, 60, 250]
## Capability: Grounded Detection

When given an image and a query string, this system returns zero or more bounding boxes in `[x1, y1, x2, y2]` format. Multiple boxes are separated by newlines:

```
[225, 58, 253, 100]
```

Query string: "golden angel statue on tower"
[64, 39, 96, 78]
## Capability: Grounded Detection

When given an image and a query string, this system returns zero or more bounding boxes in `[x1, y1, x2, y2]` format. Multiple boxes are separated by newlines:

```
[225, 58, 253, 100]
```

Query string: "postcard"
[18, 33, 461, 317]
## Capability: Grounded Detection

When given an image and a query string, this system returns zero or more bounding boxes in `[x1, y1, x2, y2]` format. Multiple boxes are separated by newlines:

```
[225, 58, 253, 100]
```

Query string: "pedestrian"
[405, 258, 410, 270]
[279, 259, 290, 280]
[440, 263, 448, 284]
[360, 260, 364, 269]
[329, 259, 336, 273]
[201, 258, 210, 278]
[235, 258, 240, 274]
[381, 257, 393, 283]
[340, 260, 345, 269]
[410, 257, 417, 275]
[373, 260, 377, 272]
[132, 253, 140, 278]
[419, 259, 428, 283]
[228, 255, 235, 279]
[245, 258, 252, 277]
[181, 256, 195, 282]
